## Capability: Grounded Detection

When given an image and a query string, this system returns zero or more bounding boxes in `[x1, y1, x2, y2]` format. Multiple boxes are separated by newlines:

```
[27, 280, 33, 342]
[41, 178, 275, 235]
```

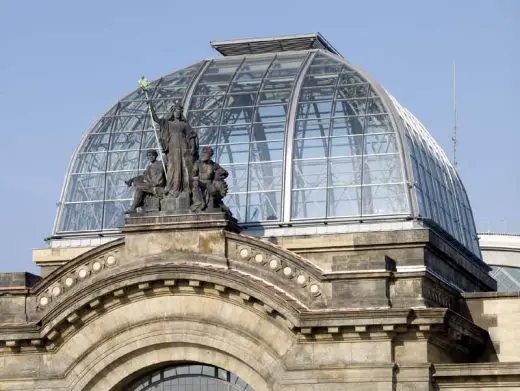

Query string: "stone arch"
[53, 294, 294, 391]
[81, 342, 271, 391]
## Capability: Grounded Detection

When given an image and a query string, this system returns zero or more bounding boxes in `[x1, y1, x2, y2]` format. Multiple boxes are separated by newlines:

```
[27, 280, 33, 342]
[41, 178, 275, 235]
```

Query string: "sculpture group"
[125, 101, 229, 215]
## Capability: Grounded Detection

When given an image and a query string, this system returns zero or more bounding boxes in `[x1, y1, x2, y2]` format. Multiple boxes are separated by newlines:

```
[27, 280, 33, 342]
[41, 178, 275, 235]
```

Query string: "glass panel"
[235, 58, 273, 79]
[223, 164, 248, 192]
[297, 101, 333, 119]
[336, 84, 369, 99]
[254, 105, 287, 123]
[66, 173, 105, 202]
[292, 159, 327, 188]
[328, 187, 361, 217]
[59, 202, 103, 232]
[328, 157, 362, 187]
[364, 133, 398, 155]
[193, 83, 228, 96]
[337, 71, 365, 85]
[330, 135, 363, 157]
[307, 62, 343, 75]
[330, 117, 365, 137]
[194, 126, 219, 145]
[91, 116, 115, 134]
[230, 81, 262, 93]
[300, 86, 335, 101]
[294, 138, 329, 159]
[81, 133, 111, 152]
[105, 171, 136, 200]
[151, 86, 185, 101]
[140, 132, 162, 151]
[267, 55, 305, 78]
[149, 99, 175, 116]
[250, 141, 283, 162]
[334, 99, 367, 117]
[215, 143, 249, 164]
[257, 89, 292, 105]
[291, 189, 326, 219]
[226, 193, 247, 222]
[188, 109, 222, 127]
[117, 100, 149, 116]
[366, 98, 386, 114]
[247, 192, 281, 222]
[103, 200, 130, 229]
[199, 60, 242, 83]
[111, 115, 147, 133]
[219, 124, 250, 144]
[361, 184, 408, 215]
[252, 122, 285, 142]
[302, 74, 338, 87]
[221, 107, 253, 124]
[107, 150, 140, 171]
[225, 93, 257, 107]
[364, 114, 393, 134]
[72, 152, 107, 173]
[190, 95, 226, 110]
[110, 132, 142, 151]
[263, 78, 294, 90]
[248, 162, 283, 191]
[363, 154, 403, 184]
[295, 119, 330, 139]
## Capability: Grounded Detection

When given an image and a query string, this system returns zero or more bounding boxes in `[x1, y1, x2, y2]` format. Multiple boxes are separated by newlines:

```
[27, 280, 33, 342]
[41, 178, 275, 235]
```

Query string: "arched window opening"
[128, 363, 255, 391]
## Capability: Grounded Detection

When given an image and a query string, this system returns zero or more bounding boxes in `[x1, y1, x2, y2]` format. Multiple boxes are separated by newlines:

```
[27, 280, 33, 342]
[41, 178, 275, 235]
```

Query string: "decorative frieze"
[36, 251, 120, 311]
[233, 241, 322, 298]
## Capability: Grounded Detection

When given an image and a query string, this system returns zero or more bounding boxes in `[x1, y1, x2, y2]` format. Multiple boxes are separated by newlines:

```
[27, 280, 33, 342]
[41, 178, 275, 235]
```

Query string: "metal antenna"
[452, 62, 458, 168]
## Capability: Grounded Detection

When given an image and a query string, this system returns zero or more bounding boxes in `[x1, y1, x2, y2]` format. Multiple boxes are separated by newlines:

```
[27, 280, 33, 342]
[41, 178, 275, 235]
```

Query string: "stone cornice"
[434, 362, 520, 377]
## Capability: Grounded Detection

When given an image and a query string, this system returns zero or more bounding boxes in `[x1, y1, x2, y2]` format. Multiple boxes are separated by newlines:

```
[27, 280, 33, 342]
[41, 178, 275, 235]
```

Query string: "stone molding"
[434, 362, 520, 388]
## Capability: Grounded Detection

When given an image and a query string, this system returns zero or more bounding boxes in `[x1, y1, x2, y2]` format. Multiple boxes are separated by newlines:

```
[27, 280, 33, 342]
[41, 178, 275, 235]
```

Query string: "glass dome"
[54, 35, 480, 257]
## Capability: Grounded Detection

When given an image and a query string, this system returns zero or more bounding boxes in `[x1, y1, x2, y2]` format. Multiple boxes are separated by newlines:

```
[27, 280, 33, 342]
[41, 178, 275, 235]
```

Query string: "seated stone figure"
[125, 150, 166, 213]
[191, 146, 230, 213]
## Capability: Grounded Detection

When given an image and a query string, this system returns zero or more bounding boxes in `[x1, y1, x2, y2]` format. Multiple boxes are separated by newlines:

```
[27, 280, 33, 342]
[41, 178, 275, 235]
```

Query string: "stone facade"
[1, 213, 519, 390]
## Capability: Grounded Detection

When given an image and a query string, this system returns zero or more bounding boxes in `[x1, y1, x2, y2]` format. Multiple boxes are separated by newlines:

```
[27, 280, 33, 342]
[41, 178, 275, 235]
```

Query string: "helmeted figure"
[125, 149, 166, 213]
[191, 146, 230, 213]
[148, 100, 199, 197]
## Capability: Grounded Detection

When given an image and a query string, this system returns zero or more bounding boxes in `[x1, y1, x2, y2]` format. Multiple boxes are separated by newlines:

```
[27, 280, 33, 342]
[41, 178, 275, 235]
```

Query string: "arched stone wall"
[67, 295, 290, 390]
[1, 220, 494, 390]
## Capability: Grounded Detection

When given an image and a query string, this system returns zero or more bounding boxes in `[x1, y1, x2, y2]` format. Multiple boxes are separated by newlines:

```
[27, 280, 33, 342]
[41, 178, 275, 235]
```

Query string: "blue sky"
[0, 0, 518, 273]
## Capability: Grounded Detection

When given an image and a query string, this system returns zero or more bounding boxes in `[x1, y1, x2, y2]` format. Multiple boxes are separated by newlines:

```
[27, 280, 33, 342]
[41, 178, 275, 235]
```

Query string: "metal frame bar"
[282, 51, 315, 222]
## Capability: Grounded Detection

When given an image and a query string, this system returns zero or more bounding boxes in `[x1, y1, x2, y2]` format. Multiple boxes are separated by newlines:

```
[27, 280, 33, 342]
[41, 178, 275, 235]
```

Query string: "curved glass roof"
[54, 40, 480, 257]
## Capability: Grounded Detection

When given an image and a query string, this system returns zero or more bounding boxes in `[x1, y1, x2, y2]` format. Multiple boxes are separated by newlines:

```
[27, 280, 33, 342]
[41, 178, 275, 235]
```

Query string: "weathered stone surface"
[0, 272, 40, 289]
[0, 216, 515, 389]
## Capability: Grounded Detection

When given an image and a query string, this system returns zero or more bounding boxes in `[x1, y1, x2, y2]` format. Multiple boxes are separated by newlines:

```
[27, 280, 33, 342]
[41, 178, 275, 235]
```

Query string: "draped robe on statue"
[158, 118, 199, 195]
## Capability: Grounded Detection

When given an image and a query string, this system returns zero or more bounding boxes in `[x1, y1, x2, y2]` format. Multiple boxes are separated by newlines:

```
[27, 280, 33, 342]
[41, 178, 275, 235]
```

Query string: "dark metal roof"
[210, 33, 341, 56]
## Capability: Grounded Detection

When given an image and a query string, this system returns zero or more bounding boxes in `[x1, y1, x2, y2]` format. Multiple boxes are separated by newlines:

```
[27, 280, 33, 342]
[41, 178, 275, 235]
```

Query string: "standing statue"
[148, 100, 199, 198]
[125, 149, 166, 213]
[191, 146, 230, 214]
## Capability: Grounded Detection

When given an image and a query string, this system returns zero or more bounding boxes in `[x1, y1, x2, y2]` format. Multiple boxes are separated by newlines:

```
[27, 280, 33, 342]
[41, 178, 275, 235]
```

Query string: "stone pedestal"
[123, 210, 239, 233]
[143, 193, 161, 211]
[160, 191, 190, 213]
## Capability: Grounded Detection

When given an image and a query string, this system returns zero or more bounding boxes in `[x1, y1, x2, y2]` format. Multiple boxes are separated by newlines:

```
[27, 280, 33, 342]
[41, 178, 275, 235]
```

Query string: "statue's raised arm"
[147, 99, 161, 124]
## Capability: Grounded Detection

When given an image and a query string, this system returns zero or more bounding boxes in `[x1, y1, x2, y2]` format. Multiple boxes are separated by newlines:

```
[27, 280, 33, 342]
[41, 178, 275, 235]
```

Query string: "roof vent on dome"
[210, 32, 341, 56]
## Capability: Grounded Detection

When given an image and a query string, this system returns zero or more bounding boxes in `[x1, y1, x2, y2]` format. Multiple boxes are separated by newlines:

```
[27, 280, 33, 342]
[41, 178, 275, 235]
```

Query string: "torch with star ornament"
[138, 76, 167, 175]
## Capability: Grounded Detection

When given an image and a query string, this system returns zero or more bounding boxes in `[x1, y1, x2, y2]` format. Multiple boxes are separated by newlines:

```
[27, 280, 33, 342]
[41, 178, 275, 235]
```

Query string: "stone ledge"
[123, 211, 240, 233]
[463, 291, 520, 300]
[0, 273, 40, 292]
[434, 362, 520, 377]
